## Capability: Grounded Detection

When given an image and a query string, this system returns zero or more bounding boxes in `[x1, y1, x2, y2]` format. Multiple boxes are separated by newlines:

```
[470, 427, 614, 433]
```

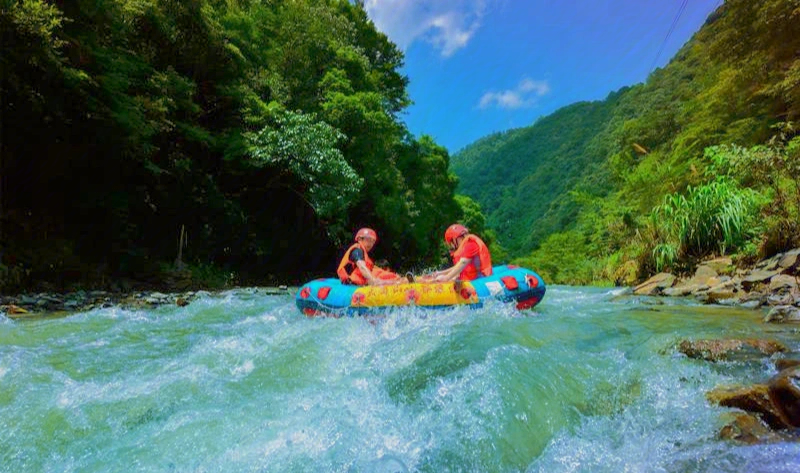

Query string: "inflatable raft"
[295, 265, 546, 317]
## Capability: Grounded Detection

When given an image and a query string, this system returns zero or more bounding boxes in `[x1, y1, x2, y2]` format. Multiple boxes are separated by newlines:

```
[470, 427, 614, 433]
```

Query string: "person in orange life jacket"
[419, 224, 492, 283]
[336, 228, 409, 286]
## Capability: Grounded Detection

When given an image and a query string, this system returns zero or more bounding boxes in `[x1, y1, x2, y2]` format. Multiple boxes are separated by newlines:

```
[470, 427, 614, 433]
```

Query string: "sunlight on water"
[1, 287, 799, 472]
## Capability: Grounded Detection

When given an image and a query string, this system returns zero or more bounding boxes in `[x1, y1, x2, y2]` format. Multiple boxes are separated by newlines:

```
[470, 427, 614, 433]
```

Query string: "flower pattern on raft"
[459, 287, 476, 300]
[406, 289, 420, 304]
[351, 292, 366, 306]
[525, 274, 538, 288]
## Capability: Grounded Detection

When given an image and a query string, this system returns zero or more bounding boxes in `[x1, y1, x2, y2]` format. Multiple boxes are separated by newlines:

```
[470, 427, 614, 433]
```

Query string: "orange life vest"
[337, 242, 374, 285]
[336, 243, 400, 286]
[451, 234, 492, 280]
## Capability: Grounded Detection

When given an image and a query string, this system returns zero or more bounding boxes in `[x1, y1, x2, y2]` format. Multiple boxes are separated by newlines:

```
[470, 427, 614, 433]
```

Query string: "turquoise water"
[1, 286, 799, 472]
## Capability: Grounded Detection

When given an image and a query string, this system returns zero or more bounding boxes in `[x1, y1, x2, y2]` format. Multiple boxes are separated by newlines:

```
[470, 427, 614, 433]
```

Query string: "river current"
[1, 286, 799, 472]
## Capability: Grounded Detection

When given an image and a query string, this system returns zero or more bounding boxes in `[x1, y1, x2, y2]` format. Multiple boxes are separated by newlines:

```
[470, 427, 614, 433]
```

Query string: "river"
[1, 286, 799, 472]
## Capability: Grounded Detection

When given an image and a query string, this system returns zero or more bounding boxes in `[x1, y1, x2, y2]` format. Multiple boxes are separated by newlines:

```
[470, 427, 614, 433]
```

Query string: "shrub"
[646, 178, 764, 271]
[705, 133, 800, 255]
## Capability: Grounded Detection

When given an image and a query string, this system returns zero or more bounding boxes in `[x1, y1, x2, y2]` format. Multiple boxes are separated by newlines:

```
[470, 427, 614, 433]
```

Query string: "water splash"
[1, 287, 798, 472]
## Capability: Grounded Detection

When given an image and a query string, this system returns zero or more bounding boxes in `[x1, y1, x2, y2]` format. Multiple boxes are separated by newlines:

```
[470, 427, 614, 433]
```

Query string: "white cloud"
[478, 78, 550, 110]
[363, 0, 488, 57]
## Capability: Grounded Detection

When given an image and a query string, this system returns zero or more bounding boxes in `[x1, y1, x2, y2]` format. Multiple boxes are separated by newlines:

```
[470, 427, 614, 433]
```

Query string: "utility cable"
[650, 0, 689, 72]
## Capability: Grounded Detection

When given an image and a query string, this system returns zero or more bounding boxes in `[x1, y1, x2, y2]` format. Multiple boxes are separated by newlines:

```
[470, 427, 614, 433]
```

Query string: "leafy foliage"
[452, 0, 800, 284]
[453, 0, 800, 283]
[246, 106, 362, 222]
[0, 0, 462, 290]
[704, 135, 800, 255]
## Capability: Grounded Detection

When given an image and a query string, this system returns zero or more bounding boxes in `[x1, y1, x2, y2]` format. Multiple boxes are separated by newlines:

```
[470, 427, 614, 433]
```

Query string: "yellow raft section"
[349, 281, 479, 308]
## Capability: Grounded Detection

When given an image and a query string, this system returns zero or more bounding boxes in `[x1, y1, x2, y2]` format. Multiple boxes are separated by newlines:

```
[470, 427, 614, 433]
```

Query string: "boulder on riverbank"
[707, 364, 800, 431]
[702, 357, 800, 444]
[677, 334, 800, 444]
[634, 248, 800, 312]
[718, 412, 791, 444]
[678, 338, 787, 362]
[632, 272, 676, 296]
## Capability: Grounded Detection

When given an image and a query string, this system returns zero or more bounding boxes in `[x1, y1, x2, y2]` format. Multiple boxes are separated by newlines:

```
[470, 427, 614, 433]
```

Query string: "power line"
[650, 0, 690, 72]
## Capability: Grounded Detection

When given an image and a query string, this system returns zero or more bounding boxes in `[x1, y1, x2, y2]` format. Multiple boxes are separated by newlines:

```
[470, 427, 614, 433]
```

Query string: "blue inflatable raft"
[295, 265, 546, 317]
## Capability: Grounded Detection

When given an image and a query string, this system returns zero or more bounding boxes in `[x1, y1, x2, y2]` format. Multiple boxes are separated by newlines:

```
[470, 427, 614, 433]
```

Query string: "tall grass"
[646, 178, 764, 271]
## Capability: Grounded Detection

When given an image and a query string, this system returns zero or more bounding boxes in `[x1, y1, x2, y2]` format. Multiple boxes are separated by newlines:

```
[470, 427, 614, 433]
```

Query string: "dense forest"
[452, 0, 800, 285]
[0, 0, 497, 291]
[3, 0, 799, 293]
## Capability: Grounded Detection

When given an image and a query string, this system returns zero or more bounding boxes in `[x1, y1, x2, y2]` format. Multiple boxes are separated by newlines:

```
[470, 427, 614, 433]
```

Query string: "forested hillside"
[0, 0, 474, 291]
[451, 98, 620, 256]
[451, 0, 800, 285]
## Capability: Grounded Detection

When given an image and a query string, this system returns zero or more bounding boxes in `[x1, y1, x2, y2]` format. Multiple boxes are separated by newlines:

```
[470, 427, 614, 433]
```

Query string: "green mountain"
[450, 0, 800, 284]
[451, 98, 620, 256]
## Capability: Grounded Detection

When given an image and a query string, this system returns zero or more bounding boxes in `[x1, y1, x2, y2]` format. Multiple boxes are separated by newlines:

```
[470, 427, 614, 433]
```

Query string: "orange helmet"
[355, 227, 378, 242]
[444, 224, 468, 246]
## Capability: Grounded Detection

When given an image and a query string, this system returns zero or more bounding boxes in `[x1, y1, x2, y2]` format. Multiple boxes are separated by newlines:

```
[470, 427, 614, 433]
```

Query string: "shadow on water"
[383, 318, 539, 405]
[382, 305, 554, 383]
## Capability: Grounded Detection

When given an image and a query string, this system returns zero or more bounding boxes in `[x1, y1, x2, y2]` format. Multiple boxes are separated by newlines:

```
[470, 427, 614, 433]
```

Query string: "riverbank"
[0, 286, 294, 319]
[3, 248, 799, 319]
[632, 247, 800, 321]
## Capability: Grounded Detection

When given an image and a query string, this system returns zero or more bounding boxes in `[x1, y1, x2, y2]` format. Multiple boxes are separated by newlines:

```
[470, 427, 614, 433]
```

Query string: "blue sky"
[364, 0, 724, 153]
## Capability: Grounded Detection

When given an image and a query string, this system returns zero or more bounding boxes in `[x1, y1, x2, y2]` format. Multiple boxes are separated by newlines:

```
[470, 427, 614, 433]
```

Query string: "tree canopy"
[0, 0, 464, 290]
